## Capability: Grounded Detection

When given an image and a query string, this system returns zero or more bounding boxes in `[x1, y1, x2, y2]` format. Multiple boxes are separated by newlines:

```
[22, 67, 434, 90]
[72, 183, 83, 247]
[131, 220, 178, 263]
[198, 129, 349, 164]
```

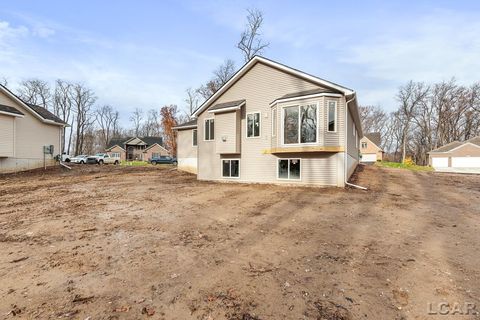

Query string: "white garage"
[451, 157, 480, 168]
[361, 153, 377, 163]
[431, 157, 449, 168]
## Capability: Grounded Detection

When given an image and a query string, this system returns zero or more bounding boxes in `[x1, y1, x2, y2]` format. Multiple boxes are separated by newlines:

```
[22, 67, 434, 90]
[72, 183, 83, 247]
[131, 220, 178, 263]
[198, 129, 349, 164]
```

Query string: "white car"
[70, 155, 88, 164]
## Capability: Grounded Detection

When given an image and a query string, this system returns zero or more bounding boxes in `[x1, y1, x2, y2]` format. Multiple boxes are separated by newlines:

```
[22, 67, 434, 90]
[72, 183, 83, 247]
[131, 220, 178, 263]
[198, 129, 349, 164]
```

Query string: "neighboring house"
[105, 136, 169, 161]
[428, 136, 480, 170]
[360, 132, 383, 163]
[173, 119, 198, 173]
[0, 85, 66, 173]
[174, 56, 363, 187]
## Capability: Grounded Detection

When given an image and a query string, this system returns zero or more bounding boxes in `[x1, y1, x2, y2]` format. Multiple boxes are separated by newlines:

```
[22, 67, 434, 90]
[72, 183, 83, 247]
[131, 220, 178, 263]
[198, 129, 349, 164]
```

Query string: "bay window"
[283, 104, 317, 144]
[278, 159, 301, 180]
[328, 101, 337, 132]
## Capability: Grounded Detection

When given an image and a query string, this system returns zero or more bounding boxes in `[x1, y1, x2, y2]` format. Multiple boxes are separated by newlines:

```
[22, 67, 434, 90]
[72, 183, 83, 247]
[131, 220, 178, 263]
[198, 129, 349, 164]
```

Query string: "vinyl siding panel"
[324, 97, 345, 147]
[197, 62, 345, 186]
[0, 90, 62, 173]
[0, 115, 14, 157]
[177, 128, 198, 174]
[215, 111, 240, 154]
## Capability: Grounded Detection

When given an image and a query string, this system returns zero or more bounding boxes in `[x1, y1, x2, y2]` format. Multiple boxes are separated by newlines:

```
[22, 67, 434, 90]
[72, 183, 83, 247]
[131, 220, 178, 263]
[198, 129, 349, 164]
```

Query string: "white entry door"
[432, 157, 449, 168]
[451, 157, 480, 168]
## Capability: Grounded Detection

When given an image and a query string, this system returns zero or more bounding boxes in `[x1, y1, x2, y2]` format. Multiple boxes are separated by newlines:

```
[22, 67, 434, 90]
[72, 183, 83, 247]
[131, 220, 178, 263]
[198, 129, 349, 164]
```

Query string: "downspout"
[344, 94, 367, 190]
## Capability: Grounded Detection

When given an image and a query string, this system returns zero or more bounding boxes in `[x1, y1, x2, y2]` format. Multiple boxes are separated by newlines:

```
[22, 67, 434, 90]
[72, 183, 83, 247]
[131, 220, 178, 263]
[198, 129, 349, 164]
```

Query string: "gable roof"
[429, 141, 464, 153]
[173, 119, 197, 130]
[106, 136, 164, 150]
[192, 56, 355, 118]
[467, 136, 480, 146]
[0, 104, 24, 117]
[0, 84, 67, 126]
[364, 132, 382, 148]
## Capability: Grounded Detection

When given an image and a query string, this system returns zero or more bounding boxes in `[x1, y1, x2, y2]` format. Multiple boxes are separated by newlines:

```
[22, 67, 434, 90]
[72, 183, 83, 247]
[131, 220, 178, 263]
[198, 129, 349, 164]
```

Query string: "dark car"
[150, 156, 177, 165]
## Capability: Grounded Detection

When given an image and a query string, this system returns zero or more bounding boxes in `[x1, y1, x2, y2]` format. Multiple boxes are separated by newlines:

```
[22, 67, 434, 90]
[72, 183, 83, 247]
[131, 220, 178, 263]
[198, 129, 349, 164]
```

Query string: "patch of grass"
[121, 160, 150, 167]
[375, 161, 433, 172]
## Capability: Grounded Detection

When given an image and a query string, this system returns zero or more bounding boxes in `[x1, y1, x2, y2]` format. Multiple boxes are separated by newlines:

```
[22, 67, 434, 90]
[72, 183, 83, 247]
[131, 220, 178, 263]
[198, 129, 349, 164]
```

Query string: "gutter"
[344, 94, 367, 190]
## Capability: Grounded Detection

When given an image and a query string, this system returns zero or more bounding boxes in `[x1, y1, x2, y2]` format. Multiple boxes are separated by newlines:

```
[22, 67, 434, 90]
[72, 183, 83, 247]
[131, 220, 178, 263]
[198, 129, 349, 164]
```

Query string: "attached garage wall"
[432, 157, 449, 168]
[451, 157, 480, 168]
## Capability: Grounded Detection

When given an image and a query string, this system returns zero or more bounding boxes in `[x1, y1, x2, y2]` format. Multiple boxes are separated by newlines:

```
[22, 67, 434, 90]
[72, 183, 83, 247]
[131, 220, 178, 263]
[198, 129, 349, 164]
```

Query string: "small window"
[361, 142, 367, 149]
[278, 159, 301, 180]
[205, 119, 214, 141]
[222, 159, 239, 178]
[111, 152, 121, 158]
[152, 153, 160, 158]
[271, 108, 277, 137]
[192, 129, 198, 146]
[246, 112, 260, 138]
[328, 101, 337, 132]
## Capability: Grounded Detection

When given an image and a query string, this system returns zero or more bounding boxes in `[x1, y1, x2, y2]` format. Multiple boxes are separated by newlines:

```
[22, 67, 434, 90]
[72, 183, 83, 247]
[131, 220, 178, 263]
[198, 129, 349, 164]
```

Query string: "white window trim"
[246, 111, 261, 138]
[111, 152, 121, 158]
[192, 129, 198, 147]
[280, 102, 319, 147]
[204, 118, 214, 141]
[276, 158, 302, 181]
[327, 100, 338, 133]
[221, 158, 240, 179]
[271, 107, 277, 137]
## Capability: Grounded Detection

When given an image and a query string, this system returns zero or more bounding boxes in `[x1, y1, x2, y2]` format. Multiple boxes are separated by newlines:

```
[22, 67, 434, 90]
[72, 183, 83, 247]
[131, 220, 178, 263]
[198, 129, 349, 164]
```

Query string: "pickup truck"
[86, 153, 120, 165]
[150, 156, 177, 165]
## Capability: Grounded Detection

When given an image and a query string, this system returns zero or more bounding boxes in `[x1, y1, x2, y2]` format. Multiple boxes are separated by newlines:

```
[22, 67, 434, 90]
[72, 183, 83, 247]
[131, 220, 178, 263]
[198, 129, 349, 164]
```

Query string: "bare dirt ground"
[1, 164, 479, 320]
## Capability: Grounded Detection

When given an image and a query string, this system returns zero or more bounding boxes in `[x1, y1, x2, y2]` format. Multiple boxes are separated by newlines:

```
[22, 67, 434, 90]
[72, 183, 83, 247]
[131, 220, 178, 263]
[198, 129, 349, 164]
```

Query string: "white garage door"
[361, 154, 377, 162]
[432, 157, 449, 168]
[451, 157, 480, 168]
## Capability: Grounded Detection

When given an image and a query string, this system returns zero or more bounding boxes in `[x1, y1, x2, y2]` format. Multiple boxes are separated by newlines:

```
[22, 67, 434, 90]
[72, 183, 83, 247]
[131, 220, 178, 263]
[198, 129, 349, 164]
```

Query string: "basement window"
[222, 159, 240, 178]
[278, 159, 301, 180]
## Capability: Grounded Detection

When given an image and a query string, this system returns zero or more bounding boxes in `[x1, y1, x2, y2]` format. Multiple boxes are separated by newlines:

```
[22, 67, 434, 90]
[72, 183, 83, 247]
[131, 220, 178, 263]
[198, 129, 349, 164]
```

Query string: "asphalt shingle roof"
[467, 136, 480, 146]
[429, 141, 464, 153]
[208, 99, 246, 112]
[28, 104, 67, 125]
[365, 132, 382, 147]
[173, 119, 197, 129]
[0, 104, 24, 116]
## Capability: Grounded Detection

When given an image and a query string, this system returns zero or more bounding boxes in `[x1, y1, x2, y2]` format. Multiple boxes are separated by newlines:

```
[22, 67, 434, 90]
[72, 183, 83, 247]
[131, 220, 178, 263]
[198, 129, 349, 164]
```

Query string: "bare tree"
[237, 8, 269, 62]
[71, 83, 97, 155]
[0, 76, 8, 87]
[17, 79, 52, 110]
[396, 81, 430, 163]
[359, 105, 388, 139]
[53, 79, 74, 153]
[185, 87, 199, 116]
[141, 109, 162, 137]
[130, 108, 144, 137]
[95, 105, 119, 148]
[196, 59, 236, 100]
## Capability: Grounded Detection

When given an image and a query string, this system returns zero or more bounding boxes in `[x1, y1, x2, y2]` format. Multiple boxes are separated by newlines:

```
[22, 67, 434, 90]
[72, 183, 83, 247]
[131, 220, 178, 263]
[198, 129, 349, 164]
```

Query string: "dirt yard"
[1, 164, 479, 319]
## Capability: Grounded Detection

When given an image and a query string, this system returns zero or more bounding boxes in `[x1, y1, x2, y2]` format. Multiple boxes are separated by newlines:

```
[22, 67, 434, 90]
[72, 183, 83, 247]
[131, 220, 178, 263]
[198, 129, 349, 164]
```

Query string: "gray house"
[175, 56, 363, 187]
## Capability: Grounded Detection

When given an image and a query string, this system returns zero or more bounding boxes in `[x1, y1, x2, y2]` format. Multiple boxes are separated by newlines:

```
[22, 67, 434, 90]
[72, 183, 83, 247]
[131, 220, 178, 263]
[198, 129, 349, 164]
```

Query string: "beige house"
[0, 85, 66, 173]
[360, 132, 383, 163]
[175, 56, 363, 187]
[105, 136, 169, 161]
[429, 136, 480, 170]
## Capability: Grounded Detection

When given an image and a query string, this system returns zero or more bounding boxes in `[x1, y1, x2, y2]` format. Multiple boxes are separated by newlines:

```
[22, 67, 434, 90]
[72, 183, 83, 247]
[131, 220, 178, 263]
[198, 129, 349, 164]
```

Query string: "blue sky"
[1, 0, 479, 126]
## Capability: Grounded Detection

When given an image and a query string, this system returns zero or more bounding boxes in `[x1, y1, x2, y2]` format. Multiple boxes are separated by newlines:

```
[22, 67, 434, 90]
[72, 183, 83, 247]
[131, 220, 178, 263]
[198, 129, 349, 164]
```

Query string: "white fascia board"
[269, 93, 343, 106]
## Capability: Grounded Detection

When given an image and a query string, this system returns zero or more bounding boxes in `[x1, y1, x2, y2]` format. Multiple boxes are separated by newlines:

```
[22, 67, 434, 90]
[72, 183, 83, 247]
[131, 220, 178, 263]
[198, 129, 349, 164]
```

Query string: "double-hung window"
[361, 142, 367, 149]
[271, 108, 277, 137]
[283, 104, 317, 144]
[278, 159, 301, 180]
[246, 112, 260, 138]
[192, 129, 198, 146]
[327, 101, 337, 132]
[222, 159, 239, 178]
[204, 119, 214, 141]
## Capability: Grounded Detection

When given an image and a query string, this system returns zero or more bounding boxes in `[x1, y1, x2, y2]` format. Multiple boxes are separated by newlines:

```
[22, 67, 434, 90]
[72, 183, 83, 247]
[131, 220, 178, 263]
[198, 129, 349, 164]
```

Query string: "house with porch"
[174, 56, 363, 187]
[106, 136, 169, 161]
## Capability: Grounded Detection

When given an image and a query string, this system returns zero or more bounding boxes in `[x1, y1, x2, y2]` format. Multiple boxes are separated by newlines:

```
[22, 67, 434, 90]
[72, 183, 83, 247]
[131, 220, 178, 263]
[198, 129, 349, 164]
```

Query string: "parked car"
[86, 153, 120, 165]
[61, 152, 72, 162]
[150, 156, 177, 165]
[70, 155, 88, 164]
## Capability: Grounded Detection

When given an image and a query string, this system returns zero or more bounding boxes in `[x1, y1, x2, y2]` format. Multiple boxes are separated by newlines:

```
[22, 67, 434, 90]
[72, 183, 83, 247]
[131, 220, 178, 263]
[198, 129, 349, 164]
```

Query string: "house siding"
[197, 61, 348, 186]
[107, 146, 126, 161]
[177, 128, 198, 174]
[0, 91, 62, 173]
[360, 136, 383, 161]
[0, 114, 15, 157]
